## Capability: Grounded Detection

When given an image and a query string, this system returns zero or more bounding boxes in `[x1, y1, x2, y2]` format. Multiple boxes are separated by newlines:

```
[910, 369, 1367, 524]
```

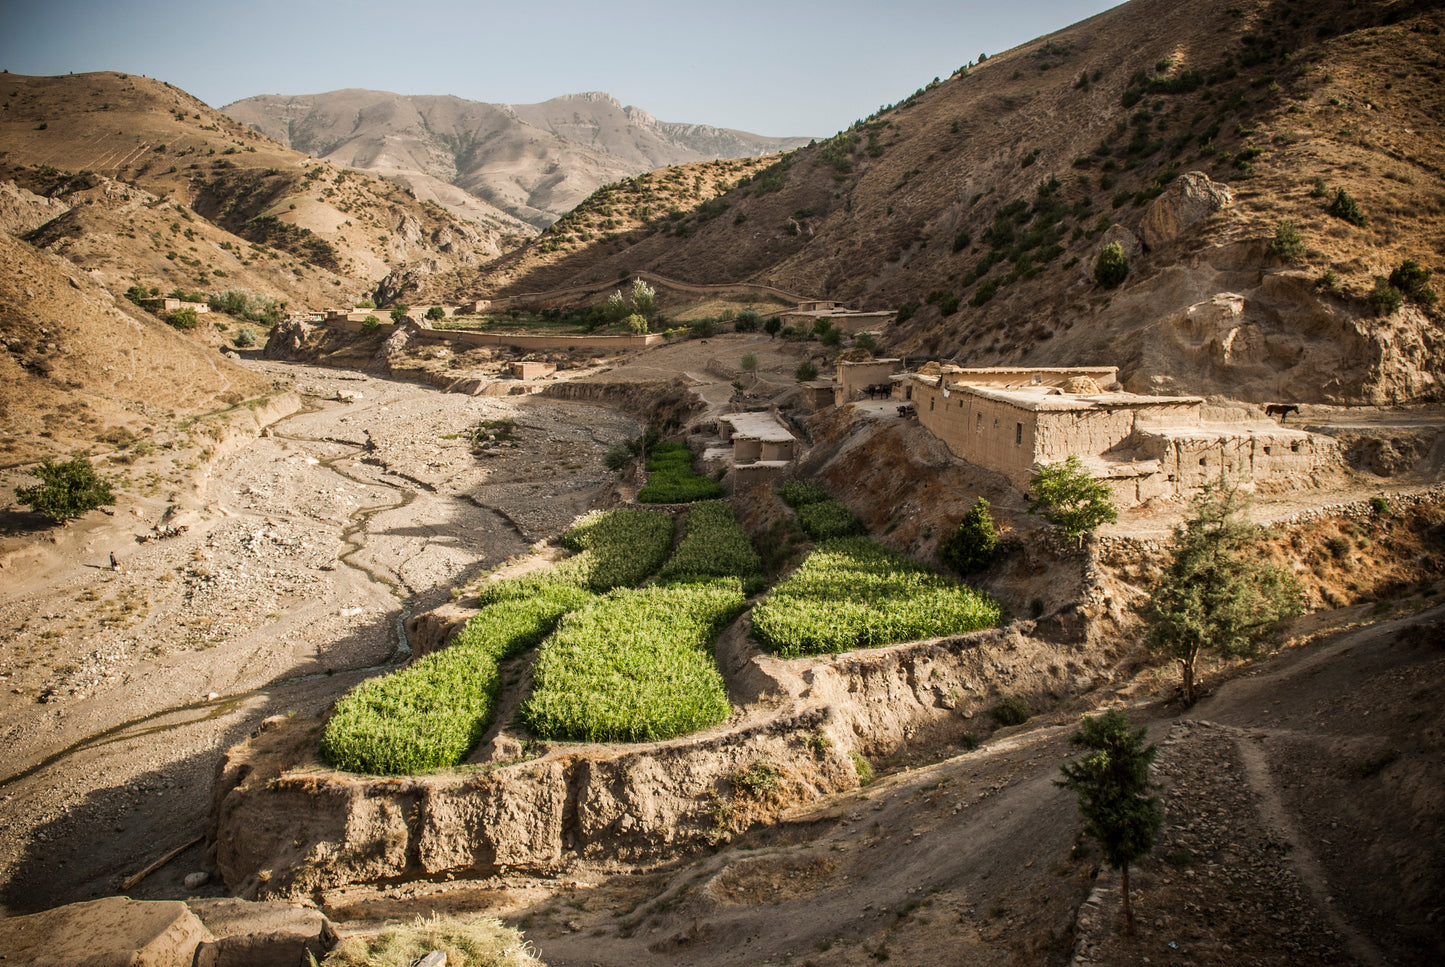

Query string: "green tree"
[1094, 241, 1129, 288]
[1144, 481, 1303, 705]
[425, 305, 446, 321]
[764, 316, 782, 338]
[1028, 456, 1118, 546]
[795, 359, 819, 381]
[1327, 187, 1367, 227]
[1268, 219, 1305, 263]
[1389, 259, 1438, 306]
[360, 315, 382, 332]
[740, 353, 758, 372]
[1368, 276, 1403, 317]
[939, 498, 1000, 575]
[165, 307, 199, 330]
[16, 456, 116, 524]
[624, 313, 649, 335]
[389, 304, 410, 324]
[605, 290, 630, 323]
[630, 278, 658, 322]
[1057, 710, 1164, 935]
[735, 309, 762, 332]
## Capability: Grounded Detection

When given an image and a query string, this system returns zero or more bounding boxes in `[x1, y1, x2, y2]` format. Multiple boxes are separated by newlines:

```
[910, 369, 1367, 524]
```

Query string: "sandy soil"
[0, 360, 639, 914]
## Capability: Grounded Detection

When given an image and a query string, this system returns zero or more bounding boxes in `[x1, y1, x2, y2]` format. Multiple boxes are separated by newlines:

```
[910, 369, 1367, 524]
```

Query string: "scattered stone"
[185, 870, 211, 889]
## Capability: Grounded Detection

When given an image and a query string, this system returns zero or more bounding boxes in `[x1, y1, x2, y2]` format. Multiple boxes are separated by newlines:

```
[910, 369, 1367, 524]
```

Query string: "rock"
[414, 953, 447, 967]
[188, 898, 336, 967]
[0, 896, 214, 966]
[1140, 171, 1233, 250]
[185, 870, 211, 889]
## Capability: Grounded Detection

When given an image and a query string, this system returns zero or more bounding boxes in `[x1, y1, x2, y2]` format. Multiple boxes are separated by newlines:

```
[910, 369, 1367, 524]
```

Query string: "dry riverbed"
[0, 360, 639, 914]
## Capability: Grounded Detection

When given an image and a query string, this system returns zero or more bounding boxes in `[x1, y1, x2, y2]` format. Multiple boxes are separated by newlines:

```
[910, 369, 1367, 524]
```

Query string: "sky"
[2, 0, 1125, 138]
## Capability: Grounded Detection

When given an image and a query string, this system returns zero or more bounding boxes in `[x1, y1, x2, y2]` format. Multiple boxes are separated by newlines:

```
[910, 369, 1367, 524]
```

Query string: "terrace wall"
[318, 316, 663, 351]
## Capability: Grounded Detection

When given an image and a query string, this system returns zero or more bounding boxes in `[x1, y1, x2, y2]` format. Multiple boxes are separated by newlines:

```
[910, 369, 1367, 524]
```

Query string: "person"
[110, 551, 122, 572]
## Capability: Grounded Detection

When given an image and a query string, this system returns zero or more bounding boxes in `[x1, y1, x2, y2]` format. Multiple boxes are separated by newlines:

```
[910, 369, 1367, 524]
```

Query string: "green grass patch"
[777, 479, 831, 508]
[657, 501, 765, 593]
[796, 499, 866, 540]
[752, 538, 1004, 657]
[523, 580, 746, 742]
[320, 585, 593, 774]
[638, 441, 724, 503]
[478, 509, 675, 601]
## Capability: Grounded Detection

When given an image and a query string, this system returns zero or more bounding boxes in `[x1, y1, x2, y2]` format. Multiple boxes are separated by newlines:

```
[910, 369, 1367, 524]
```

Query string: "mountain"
[456, 0, 1445, 406]
[0, 71, 495, 308]
[222, 89, 813, 230]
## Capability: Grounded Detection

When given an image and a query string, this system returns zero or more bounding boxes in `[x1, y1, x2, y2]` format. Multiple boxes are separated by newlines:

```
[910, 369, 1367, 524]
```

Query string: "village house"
[717, 412, 797, 489]
[903, 365, 1338, 505]
[162, 297, 209, 315]
[777, 301, 894, 334]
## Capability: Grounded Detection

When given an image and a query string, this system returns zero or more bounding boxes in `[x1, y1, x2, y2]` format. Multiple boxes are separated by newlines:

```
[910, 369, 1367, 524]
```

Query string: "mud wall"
[320, 317, 664, 351]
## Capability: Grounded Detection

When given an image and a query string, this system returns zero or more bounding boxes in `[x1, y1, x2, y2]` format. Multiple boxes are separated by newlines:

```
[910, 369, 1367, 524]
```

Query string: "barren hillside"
[0, 72, 496, 303]
[466, 0, 1445, 405]
[223, 89, 812, 230]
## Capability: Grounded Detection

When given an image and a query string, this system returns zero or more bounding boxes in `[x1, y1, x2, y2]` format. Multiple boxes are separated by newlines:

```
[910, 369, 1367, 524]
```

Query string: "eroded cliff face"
[208, 618, 1117, 899]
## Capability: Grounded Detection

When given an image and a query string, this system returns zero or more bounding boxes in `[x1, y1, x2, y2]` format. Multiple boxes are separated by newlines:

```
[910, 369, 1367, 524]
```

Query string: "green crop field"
[523, 580, 746, 742]
[657, 500, 765, 592]
[638, 441, 724, 503]
[320, 584, 594, 774]
[752, 537, 1004, 657]
[477, 508, 675, 603]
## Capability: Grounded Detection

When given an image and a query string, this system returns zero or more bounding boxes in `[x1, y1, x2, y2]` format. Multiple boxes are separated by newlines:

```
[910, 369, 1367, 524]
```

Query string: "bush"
[778, 479, 831, 508]
[208, 289, 282, 325]
[1370, 496, 1391, 516]
[1094, 241, 1129, 288]
[854, 332, 877, 351]
[1315, 270, 1343, 296]
[354, 299, 375, 309]
[849, 751, 874, 786]
[764, 316, 782, 337]
[233, 327, 257, 348]
[1327, 187, 1367, 226]
[425, 305, 446, 321]
[1369, 277, 1403, 317]
[165, 307, 199, 330]
[752, 537, 1004, 657]
[795, 360, 819, 381]
[1269, 219, 1305, 263]
[735, 309, 762, 332]
[389, 304, 409, 324]
[993, 695, 1030, 726]
[939, 498, 1000, 575]
[797, 499, 866, 540]
[16, 456, 116, 524]
[624, 312, 649, 334]
[1028, 455, 1118, 545]
[360, 315, 381, 333]
[1389, 259, 1438, 306]
[322, 913, 543, 967]
[740, 352, 758, 372]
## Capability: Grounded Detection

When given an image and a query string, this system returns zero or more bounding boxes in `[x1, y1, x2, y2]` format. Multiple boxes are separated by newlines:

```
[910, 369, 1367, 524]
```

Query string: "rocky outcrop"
[1140, 171, 1233, 250]
[0, 897, 214, 967]
[0, 180, 70, 236]
[189, 898, 337, 967]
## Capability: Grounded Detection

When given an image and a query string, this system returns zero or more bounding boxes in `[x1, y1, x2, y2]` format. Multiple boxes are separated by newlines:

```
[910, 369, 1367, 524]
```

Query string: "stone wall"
[318, 316, 662, 351]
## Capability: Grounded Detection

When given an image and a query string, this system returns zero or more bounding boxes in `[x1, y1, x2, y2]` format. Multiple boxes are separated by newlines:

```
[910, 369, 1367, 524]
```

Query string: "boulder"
[0, 896, 213, 967]
[1139, 171, 1233, 250]
[188, 898, 337, 967]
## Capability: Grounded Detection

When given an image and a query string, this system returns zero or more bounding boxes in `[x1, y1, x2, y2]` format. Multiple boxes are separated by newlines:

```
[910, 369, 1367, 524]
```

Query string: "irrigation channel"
[0, 363, 632, 913]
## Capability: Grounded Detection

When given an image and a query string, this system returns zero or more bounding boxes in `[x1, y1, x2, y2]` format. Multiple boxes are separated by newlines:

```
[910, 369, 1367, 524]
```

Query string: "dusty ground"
[0, 359, 639, 915]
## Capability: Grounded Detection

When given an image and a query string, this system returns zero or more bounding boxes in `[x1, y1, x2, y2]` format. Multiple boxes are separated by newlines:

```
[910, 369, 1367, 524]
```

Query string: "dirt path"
[0, 361, 638, 914]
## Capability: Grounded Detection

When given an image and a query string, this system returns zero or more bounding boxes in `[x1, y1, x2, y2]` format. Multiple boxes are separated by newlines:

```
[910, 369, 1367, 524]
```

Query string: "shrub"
[208, 289, 282, 324]
[1369, 277, 1403, 317]
[1269, 220, 1305, 263]
[1370, 496, 1391, 516]
[355, 299, 375, 309]
[795, 360, 819, 381]
[323, 913, 543, 967]
[1028, 455, 1118, 545]
[522, 580, 744, 742]
[1389, 259, 1438, 306]
[797, 499, 866, 540]
[16, 456, 116, 524]
[778, 479, 831, 508]
[1094, 241, 1129, 288]
[735, 309, 762, 332]
[939, 498, 1000, 575]
[1327, 187, 1367, 226]
[1315, 270, 1343, 296]
[752, 537, 1004, 657]
[849, 751, 874, 786]
[425, 305, 446, 321]
[624, 312, 649, 334]
[360, 315, 381, 333]
[854, 332, 877, 351]
[764, 316, 782, 337]
[233, 327, 257, 348]
[165, 307, 199, 330]
[740, 352, 758, 371]
[389, 304, 409, 324]
[993, 695, 1030, 726]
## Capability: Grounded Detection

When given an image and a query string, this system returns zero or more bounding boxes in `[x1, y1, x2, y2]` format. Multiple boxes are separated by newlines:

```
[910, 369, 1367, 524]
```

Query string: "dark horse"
[1265, 403, 1300, 421]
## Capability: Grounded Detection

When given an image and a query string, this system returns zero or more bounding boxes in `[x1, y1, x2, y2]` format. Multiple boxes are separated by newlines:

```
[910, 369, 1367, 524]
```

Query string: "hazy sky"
[2, 0, 1124, 137]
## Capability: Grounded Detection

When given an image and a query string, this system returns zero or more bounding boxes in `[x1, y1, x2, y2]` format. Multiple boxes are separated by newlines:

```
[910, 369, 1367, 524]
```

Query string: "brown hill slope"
[0, 72, 495, 306]
[467, 0, 1445, 404]
[223, 89, 812, 230]
[0, 231, 270, 464]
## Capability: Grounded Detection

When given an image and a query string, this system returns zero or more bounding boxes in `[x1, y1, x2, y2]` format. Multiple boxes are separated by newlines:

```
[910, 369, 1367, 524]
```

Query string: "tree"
[1268, 219, 1305, 263]
[1094, 241, 1129, 288]
[1327, 187, 1367, 227]
[939, 498, 1000, 575]
[764, 316, 782, 338]
[389, 304, 409, 324]
[630, 278, 657, 322]
[16, 456, 116, 524]
[425, 305, 446, 321]
[1144, 481, 1303, 705]
[1057, 710, 1164, 935]
[1389, 259, 1438, 306]
[795, 359, 819, 381]
[166, 307, 199, 330]
[1028, 456, 1118, 546]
